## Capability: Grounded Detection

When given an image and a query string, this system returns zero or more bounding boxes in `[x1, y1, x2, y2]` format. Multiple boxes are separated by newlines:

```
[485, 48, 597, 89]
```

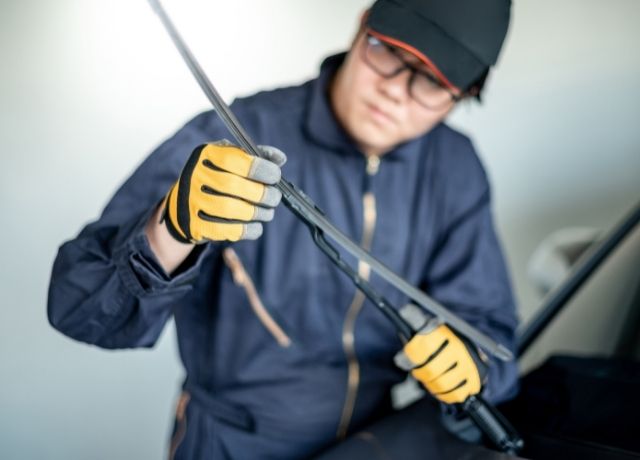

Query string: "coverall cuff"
[114, 206, 212, 297]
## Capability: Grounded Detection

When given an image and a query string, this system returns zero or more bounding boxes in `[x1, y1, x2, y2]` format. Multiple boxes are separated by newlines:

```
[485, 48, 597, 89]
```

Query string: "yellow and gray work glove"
[394, 304, 489, 404]
[162, 140, 286, 243]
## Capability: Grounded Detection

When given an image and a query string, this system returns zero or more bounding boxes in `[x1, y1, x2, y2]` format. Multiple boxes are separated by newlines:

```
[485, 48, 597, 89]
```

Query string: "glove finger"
[411, 348, 456, 384]
[201, 143, 282, 185]
[421, 367, 475, 405]
[425, 380, 471, 405]
[394, 350, 415, 372]
[191, 219, 263, 242]
[402, 325, 450, 367]
[195, 167, 282, 207]
[257, 145, 287, 167]
[422, 365, 466, 394]
[196, 193, 274, 222]
[422, 361, 481, 399]
[435, 333, 483, 392]
[398, 303, 431, 332]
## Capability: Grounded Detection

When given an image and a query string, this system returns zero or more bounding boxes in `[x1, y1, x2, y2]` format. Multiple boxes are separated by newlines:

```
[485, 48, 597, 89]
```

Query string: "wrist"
[145, 203, 195, 274]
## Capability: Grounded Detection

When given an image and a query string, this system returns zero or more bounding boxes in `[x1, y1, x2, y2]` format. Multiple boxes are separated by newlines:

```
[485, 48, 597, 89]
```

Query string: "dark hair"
[467, 68, 490, 103]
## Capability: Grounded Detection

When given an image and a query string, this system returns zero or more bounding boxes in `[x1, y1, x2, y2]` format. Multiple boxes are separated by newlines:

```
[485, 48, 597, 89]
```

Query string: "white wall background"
[1, 0, 638, 458]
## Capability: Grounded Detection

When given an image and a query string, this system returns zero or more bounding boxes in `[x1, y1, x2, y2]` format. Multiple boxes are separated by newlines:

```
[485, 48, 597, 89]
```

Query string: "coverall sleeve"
[423, 141, 519, 404]
[47, 111, 222, 349]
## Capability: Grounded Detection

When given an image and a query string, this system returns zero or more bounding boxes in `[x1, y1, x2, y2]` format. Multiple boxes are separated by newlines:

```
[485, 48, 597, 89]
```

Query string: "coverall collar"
[305, 53, 426, 162]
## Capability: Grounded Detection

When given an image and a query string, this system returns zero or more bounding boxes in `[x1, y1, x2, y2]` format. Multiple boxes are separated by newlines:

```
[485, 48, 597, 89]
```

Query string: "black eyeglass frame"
[362, 34, 463, 110]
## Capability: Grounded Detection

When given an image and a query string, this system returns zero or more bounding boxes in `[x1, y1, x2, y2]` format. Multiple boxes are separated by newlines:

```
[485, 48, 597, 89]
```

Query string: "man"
[48, 0, 518, 458]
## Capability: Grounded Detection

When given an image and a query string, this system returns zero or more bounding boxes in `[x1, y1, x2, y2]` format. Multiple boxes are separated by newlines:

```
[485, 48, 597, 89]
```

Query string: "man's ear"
[464, 69, 489, 103]
[467, 86, 481, 100]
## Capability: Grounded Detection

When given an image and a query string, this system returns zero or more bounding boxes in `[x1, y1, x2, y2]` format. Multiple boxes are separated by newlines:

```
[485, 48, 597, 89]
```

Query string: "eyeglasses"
[361, 34, 461, 110]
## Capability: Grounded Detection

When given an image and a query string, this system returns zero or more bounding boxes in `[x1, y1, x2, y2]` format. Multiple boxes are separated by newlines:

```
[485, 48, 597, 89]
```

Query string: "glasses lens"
[411, 73, 454, 109]
[364, 36, 403, 77]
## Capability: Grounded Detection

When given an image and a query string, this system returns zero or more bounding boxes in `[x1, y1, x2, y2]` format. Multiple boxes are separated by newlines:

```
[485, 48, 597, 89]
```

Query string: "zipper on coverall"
[336, 154, 380, 439]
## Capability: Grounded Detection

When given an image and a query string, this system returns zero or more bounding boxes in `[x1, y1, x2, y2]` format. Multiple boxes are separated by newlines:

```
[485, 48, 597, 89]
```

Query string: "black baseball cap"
[367, 0, 511, 91]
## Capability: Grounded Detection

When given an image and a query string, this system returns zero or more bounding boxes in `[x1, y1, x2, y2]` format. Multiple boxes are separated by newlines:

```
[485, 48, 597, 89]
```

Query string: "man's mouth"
[366, 102, 395, 126]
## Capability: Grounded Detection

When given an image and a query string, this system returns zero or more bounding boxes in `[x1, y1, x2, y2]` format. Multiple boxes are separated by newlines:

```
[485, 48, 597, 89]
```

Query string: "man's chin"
[353, 126, 399, 154]
[356, 138, 396, 156]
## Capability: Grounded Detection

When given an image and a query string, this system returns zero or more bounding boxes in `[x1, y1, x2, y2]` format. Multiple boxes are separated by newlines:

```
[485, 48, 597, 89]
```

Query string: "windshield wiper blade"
[147, 0, 512, 363]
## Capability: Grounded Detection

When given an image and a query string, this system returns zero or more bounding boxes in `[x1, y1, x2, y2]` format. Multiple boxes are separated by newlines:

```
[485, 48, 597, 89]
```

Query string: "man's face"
[330, 31, 458, 156]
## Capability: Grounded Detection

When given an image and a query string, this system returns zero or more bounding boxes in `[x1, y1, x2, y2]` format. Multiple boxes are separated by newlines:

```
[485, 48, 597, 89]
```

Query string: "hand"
[162, 140, 286, 243]
[394, 304, 488, 404]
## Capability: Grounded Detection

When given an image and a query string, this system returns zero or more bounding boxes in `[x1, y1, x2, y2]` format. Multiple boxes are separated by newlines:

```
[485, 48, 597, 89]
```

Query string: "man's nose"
[378, 68, 412, 104]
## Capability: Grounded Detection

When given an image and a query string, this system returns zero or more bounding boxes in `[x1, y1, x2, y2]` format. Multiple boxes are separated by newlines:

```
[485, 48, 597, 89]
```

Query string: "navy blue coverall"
[48, 54, 519, 459]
